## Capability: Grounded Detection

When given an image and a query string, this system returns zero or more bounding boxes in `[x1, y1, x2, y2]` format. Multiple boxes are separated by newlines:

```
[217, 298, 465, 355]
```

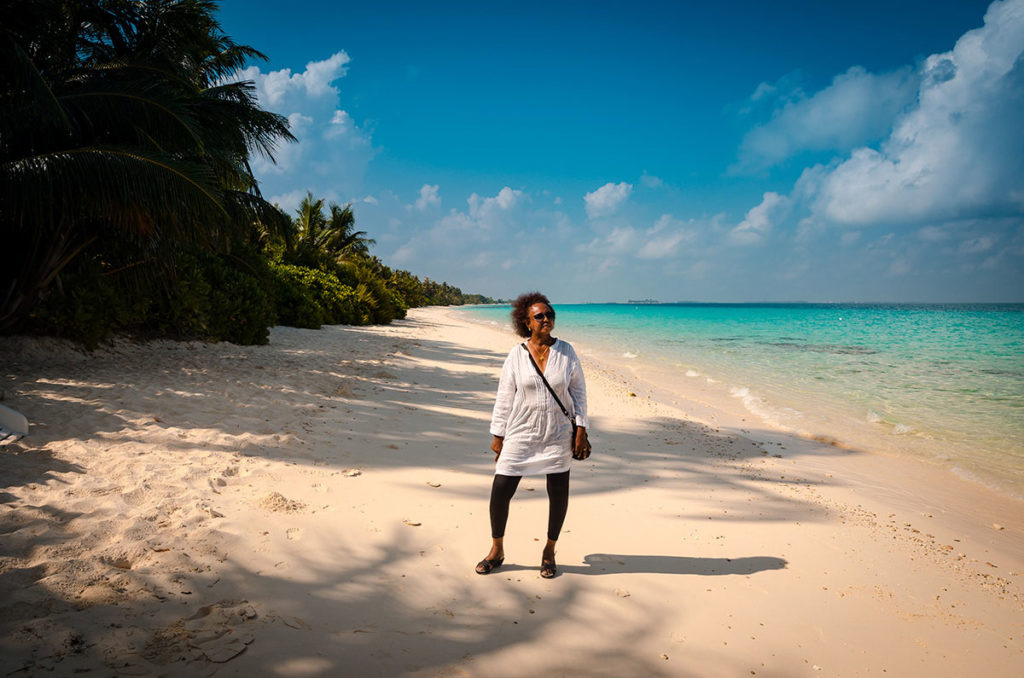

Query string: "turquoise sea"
[459, 303, 1024, 499]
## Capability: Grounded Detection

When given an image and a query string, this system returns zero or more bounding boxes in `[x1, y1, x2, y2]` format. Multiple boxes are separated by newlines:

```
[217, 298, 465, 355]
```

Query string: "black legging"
[489, 470, 570, 541]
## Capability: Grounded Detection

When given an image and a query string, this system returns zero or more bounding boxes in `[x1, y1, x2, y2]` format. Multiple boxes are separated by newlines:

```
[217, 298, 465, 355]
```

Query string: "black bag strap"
[522, 343, 571, 421]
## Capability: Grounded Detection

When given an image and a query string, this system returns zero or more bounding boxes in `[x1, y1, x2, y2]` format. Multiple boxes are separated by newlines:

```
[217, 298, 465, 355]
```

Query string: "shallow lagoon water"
[460, 303, 1024, 498]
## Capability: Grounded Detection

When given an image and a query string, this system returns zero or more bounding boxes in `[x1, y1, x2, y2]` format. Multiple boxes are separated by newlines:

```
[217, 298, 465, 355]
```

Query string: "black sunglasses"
[532, 311, 555, 321]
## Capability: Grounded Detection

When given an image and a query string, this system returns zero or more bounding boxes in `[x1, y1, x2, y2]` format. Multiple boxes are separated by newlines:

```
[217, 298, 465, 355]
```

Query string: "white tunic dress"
[489, 339, 588, 476]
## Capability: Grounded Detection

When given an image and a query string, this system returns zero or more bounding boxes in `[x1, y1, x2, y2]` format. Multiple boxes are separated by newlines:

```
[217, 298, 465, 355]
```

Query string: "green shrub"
[302, 269, 359, 325]
[340, 262, 407, 324]
[201, 255, 273, 345]
[28, 257, 129, 349]
[388, 288, 408, 320]
[22, 224, 486, 350]
[161, 251, 214, 337]
[266, 263, 325, 328]
[352, 283, 377, 325]
[137, 250, 271, 345]
[268, 263, 361, 327]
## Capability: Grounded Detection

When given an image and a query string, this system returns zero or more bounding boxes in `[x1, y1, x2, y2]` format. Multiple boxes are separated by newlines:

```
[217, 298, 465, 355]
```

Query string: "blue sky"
[217, 0, 1023, 302]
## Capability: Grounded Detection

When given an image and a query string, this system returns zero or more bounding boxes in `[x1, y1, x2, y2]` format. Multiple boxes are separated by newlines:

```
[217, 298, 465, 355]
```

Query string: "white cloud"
[810, 0, 1024, 226]
[577, 213, 701, 265]
[384, 187, 544, 275]
[981, 254, 1003, 270]
[241, 51, 351, 107]
[959, 235, 996, 254]
[749, 81, 777, 102]
[641, 172, 665, 189]
[256, 113, 313, 175]
[414, 184, 441, 211]
[236, 51, 375, 202]
[289, 112, 314, 130]
[468, 187, 523, 221]
[577, 225, 635, 259]
[389, 242, 417, 267]
[323, 110, 368, 143]
[737, 66, 919, 170]
[605, 226, 638, 251]
[723, 0, 1024, 305]
[302, 52, 351, 97]
[267, 188, 310, 214]
[637, 215, 696, 259]
[729, 192, 791, 245]
[227, 11, 1020, 303]
[494, 187, 520, 209]
[584, 182, 633, 218]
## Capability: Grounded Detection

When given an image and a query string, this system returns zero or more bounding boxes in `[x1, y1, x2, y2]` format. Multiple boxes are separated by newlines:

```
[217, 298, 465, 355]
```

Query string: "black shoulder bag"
[521, 343, 591, 460]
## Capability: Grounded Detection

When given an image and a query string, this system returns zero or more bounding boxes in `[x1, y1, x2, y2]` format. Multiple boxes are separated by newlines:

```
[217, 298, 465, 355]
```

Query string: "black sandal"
[475, 556, 504, 575]
[540, 557, 557, 579]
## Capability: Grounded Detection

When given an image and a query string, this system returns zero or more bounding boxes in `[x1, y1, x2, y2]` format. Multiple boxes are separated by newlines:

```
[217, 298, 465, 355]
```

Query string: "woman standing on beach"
[476, 292, 590, 579]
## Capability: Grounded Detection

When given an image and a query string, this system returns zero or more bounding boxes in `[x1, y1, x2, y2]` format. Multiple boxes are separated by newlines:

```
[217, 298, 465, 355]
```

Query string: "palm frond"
[2, 147, 226, 237]
[0, 27, 72, 146]
[0, 0, 297, 332]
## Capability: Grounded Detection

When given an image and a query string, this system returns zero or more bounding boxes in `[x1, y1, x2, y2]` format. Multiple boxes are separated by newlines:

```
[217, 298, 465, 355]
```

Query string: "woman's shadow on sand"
[501, 554, 787, 576]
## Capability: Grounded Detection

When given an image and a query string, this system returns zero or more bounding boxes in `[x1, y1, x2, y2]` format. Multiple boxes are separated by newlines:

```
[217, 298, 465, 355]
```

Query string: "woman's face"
[526, 303, 555, 337]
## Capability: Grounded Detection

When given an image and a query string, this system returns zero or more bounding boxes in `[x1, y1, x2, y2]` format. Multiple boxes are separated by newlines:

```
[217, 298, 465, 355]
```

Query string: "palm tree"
[284, 192, 375, 267]
[0, 0, 295, 331]
[324, 202, 375, 262]
[289, 192, 329, 266]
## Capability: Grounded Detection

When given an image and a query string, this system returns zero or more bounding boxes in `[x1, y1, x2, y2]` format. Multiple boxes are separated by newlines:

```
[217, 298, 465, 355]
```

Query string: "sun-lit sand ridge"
[1, 306, 1021, 676]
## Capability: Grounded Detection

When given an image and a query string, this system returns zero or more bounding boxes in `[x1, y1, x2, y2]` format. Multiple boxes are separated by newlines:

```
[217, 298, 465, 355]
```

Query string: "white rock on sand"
[0, 307, 1021, 677]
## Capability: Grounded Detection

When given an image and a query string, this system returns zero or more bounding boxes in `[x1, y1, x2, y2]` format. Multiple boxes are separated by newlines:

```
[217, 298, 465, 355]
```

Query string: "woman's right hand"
[491, 435, 503, 462]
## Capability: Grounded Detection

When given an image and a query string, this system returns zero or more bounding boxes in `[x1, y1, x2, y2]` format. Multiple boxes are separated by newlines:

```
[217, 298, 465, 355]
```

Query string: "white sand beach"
[1, 306, 1021, 677]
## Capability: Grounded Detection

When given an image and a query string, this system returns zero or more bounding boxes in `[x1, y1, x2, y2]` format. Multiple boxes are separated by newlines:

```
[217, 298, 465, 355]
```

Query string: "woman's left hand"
[573, 426, 590, 460]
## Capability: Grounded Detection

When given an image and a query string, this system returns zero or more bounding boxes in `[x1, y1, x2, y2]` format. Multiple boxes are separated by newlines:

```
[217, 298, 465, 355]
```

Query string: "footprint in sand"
[286, 528, 302, 541]
[121, 483, 152, 506]
[184, 600, 258, 664]
[333, 383, 359, 398]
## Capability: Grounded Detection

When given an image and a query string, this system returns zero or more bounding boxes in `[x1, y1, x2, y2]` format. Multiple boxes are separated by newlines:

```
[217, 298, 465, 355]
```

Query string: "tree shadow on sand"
[0, 314, 855, 676]
[1, 524, 766, 678]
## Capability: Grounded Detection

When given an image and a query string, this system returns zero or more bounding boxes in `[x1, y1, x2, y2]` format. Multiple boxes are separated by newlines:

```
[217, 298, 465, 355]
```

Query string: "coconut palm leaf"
[2, 147, 226, 231]
[0, 0, 295, 331]
[325, 202, 375, 260]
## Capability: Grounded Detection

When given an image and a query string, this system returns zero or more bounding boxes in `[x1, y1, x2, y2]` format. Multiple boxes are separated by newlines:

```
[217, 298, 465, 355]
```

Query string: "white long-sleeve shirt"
[489, 339, 588, 476]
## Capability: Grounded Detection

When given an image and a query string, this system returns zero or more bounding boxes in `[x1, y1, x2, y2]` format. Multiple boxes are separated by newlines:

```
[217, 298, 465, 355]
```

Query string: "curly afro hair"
[510, 292, 554, 338]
